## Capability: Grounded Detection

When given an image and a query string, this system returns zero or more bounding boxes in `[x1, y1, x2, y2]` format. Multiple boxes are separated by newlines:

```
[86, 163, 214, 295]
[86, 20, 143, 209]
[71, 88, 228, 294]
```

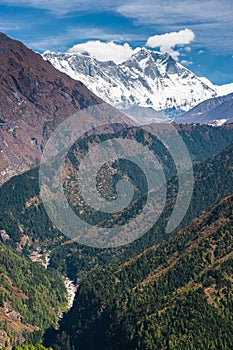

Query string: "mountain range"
[42, 48, 233, 123]
[0, 32, 233, 349]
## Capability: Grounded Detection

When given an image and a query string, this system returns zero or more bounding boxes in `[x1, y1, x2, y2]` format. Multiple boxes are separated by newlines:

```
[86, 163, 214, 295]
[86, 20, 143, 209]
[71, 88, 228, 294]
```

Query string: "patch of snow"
[208, 119, 228, 127]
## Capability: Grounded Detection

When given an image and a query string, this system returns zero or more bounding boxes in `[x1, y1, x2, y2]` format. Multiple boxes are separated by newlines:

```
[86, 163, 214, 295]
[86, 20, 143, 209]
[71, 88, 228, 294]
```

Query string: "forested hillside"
[0, 244, 66, 348]
[51, 191, 233, 350]
[0, 345, 52, 350]
[0, 124, 233, 349]
[1, 129, 233, 280]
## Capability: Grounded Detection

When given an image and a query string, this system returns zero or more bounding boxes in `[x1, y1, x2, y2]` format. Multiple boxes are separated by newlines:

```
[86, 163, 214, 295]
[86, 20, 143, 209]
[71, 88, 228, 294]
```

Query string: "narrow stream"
[64, 278, 78, 310]
[31, 252, 78, 312]
[44, 254, 78, 311]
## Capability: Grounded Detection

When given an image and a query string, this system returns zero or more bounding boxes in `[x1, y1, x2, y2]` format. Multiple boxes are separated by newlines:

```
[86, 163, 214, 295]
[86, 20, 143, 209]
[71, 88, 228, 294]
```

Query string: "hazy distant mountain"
[43, 48, 218, 121]
[178, 92, 233, 125]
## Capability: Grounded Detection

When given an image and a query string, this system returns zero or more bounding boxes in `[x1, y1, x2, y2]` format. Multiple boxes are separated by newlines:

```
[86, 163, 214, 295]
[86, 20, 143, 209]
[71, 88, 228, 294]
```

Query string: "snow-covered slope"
[216, 83, 233, 97]
[199, 77, 233, 97]
[42, 48, 217, 120]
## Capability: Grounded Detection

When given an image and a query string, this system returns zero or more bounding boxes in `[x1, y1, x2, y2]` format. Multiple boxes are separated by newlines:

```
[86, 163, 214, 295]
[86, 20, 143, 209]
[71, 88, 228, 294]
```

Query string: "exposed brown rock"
[0, 32, 102, 185]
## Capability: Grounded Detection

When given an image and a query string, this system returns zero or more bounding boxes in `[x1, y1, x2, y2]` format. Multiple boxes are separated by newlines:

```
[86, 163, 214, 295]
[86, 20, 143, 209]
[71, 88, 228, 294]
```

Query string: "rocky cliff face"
[0, 33, 102, 185]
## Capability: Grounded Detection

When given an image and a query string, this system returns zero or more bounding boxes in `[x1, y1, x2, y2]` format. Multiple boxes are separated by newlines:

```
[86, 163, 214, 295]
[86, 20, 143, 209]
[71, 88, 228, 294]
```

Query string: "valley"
[0, 30, 232, 350]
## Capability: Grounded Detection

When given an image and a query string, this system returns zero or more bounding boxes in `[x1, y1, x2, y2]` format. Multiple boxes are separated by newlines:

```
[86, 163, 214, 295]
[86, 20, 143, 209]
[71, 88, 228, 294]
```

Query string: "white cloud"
[68, 40, 137, 63]
[146, 29, 195, 60]
[2, 0, 232, 56]
[26, 26, 143, 52]
[180, 59, 193, 66]
[118, 1, 233, 26]
[117, 0, 233, 55]
[0, 24, 20, 31]
[1, 0, 86, 15]
[1, 0, 123, 15]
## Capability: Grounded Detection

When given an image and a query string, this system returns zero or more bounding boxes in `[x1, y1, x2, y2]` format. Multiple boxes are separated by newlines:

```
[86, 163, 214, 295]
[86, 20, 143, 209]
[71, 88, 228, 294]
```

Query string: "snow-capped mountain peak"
[42, 48, 220, 120]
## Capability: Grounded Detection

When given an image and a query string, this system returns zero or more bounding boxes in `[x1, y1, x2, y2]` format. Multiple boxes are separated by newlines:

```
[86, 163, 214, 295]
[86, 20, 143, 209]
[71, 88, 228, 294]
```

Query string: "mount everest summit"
[43, 48, 232, 123]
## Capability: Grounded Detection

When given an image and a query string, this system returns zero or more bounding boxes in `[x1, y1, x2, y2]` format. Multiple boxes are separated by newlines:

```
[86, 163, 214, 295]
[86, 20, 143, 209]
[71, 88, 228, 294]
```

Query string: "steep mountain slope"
[51, 191, 233, 350]
[0, 242, 66, 348]
[0, 32, 103, 185]
[178, 93, 233, 125]
[0, 125, 233, 280]
[1, 140, 232, 350]
[42, 48, 217, 120]
[47, 139, 233, 279]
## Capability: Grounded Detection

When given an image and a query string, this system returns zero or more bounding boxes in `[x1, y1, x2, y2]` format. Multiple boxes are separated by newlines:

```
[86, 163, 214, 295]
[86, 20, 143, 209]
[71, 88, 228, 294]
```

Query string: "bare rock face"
[0, 33, 102, 185]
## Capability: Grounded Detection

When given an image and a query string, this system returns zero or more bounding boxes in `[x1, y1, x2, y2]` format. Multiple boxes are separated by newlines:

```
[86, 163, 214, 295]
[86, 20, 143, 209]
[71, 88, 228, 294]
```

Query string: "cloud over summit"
[67, 29, 195, 63]
[146, 29, 195, 60]
[68, 40, 137, 64]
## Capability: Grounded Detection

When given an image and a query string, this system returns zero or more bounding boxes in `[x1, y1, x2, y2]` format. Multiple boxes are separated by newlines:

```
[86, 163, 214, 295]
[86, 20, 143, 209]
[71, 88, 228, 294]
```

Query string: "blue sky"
[0, 0, 232, 84]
